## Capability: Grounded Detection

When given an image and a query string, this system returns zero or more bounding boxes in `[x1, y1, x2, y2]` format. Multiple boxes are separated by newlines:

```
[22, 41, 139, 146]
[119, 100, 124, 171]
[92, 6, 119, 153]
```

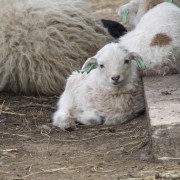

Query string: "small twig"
[159, 157, 180, 161]
[0, 110, 49, 117]
[0, 110, 26, 116]
[9, 104, 56, 110]
[92, 166, 116, 173]
[0, 100, 5, 115]
[156, 172, 180, 179]
[0, 148, 18, 152]
[40, 130, 51, 151]
[22, 96, 57, 100]
[125, 139, 149, 154]
[0, 131, 30, 138]
[22, 164, 94, 179]
[41, 167, 74, 173]
[104, 141, 140, 156]
[28, 165, 33, 172]
[40, 130, 51, 138]
[22, 171, 43, 179]
[54, 133, 106, 142]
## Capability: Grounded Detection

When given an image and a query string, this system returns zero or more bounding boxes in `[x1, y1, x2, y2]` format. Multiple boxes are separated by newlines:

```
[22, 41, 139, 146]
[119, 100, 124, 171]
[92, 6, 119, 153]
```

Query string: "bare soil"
[0, 0, 180, 180]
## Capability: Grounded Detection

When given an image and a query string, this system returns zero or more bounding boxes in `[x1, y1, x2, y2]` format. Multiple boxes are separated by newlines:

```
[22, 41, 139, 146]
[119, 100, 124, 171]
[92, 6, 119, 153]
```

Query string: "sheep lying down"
[118, 0, 180, 30]
[53, 43, 145, 130]
[118, 2, 180, 76]
[53, 2, 180, 130]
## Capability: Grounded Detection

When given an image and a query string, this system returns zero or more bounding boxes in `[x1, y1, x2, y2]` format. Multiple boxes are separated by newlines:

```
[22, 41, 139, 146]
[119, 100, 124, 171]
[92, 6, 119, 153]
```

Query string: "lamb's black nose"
[111, 75, 120, 82]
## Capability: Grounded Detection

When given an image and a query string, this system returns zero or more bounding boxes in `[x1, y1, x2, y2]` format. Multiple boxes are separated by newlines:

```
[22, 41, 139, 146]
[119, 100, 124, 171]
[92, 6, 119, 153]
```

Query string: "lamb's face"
[82, 43, 137, 88]
[96, 44, 134, 87]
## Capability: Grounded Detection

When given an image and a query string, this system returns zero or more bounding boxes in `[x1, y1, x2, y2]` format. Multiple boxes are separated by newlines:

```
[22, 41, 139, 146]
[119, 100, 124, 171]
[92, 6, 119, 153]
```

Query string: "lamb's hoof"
[53, 116, 76, 131]
[64, 123, 76, 132]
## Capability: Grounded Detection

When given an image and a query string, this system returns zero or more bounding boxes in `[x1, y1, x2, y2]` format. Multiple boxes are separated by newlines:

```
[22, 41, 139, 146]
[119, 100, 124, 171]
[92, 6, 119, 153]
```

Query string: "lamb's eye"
[100, 64, 104, 68]
[124, 59, 129, 64]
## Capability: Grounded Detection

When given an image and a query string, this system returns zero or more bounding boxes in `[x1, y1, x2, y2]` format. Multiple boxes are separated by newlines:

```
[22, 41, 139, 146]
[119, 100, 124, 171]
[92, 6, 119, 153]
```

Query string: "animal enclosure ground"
[0, 0, 180, 179]
[0, 94, 179, 180]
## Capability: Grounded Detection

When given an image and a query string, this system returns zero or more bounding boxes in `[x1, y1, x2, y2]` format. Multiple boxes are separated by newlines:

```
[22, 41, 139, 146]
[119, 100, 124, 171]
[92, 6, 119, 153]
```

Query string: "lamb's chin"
[112, 82, 121, 86]
[110, 82, 123, 89]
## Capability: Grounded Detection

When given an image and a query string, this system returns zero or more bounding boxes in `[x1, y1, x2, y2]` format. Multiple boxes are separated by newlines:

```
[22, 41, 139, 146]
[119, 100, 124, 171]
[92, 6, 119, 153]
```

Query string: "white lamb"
[53, 43, 145, 130]
[118, 0, 180, 30]
[118, 2, 180, 76]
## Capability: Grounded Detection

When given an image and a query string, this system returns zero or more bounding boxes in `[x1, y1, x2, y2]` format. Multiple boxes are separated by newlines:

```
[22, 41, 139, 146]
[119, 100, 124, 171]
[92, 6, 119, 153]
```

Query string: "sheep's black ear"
[101, 19, 127, 39]
[81, 57, 97, 72]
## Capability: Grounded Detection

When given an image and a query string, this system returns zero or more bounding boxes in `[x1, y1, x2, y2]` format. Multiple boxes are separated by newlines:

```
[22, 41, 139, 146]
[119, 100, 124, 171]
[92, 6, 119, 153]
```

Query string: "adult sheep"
[118, 0, 180, 30]
[53, 43, 145, 130]
[118, 2, 180, 76]
[0, 0, 114, 95]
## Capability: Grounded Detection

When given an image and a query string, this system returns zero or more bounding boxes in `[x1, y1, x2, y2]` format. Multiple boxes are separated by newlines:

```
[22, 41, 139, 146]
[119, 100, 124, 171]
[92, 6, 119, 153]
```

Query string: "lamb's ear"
[81, 57, 97, 72]
[124, 52, 141, 61]
[125, 52, 146, 69]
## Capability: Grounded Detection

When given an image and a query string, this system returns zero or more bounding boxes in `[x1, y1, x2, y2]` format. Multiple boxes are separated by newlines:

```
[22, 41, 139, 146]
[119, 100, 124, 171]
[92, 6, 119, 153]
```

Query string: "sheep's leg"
[53, 93, 76, 130]
[53, 87, 76, 131]
[142, 63, 177, 76]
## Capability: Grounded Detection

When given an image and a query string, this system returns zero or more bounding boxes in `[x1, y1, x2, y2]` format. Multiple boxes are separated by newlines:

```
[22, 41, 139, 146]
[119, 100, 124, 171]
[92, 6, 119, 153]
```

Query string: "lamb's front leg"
[53, 91, 76, 131]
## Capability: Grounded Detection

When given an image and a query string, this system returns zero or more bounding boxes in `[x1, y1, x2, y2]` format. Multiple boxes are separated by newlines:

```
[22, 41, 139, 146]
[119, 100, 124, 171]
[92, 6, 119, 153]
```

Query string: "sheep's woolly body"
[119, 3, 180, 75]
[139, 0, 180, 12]
[136, 0, 180, 24]
[142, 0, 164, 12]
[118, 0, 180, 30]
[0, 0, 113, 95]
[150, 33, 172, 47]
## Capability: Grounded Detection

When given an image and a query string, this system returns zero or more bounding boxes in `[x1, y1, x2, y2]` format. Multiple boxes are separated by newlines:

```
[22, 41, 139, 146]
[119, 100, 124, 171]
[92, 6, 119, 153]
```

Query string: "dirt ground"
[0, 0, 180, 180]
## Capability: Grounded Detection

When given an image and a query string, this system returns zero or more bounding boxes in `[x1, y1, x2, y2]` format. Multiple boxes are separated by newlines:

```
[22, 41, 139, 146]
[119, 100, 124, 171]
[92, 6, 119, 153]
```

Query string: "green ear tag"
[134, 56, 147, 70]
[122, 9, 129, 24]
[85, 63, 96, 74]
[167, 0, 173, 3]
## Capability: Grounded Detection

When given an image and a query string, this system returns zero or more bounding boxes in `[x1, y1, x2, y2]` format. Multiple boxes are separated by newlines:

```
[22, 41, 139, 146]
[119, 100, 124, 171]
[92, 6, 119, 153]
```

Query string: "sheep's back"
[0, 0, 113, 95]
